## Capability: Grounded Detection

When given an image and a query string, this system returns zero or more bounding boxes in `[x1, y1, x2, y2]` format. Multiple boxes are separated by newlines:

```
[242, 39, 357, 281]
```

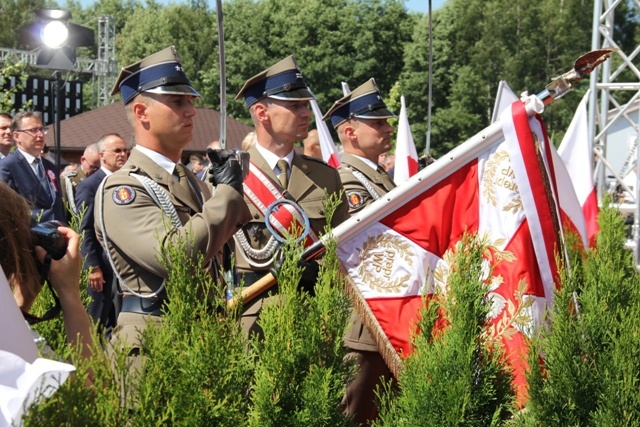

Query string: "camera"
[31, 220, 67, 261]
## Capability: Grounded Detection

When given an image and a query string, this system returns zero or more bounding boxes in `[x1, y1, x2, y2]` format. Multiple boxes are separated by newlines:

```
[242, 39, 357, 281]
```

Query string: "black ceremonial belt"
[121, 295, 165, 317]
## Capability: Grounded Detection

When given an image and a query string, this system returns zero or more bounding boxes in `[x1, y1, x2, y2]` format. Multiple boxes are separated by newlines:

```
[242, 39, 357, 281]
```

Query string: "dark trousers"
[87, 265, 117, 330]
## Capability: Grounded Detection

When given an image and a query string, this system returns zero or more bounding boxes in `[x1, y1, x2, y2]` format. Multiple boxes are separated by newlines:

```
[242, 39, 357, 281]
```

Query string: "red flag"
[558, 93, 598, 246]
[393, 95, 419, 184]
[337, 97, 561, 400]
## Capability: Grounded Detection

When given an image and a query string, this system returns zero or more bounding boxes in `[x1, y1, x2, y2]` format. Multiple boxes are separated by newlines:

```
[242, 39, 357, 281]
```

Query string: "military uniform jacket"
[236, 145, 348, 312]
[61, 168, 86, 219]
[339, 153, 395, 215]
[96, 148, 251, 299]
[339, 153, 396, 352]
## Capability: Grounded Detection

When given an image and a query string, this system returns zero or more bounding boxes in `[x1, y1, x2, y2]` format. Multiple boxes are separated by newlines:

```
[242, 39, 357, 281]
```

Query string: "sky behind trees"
[75, 0, 448, 13]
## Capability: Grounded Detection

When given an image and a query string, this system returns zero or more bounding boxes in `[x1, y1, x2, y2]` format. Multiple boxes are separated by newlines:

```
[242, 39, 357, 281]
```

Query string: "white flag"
[309, 99, 341, 168]
[558, 93, 598, 246]
[393, 95, 419, 184]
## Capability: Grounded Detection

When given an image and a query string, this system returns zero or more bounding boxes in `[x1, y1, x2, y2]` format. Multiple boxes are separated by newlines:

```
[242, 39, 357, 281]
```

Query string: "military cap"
[235, 55, 314, 107]
[323, 78, 395, 128]
[110, 46, 200, 105]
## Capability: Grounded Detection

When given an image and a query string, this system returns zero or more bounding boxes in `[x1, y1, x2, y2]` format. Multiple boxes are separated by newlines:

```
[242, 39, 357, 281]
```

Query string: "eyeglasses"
[103, 148, 130, 155]
[16, 126, 48, 135]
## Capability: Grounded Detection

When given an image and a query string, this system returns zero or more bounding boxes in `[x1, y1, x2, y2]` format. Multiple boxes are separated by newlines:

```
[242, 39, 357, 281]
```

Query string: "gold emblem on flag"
[357, 234, 413, 293]
[482, 149, 523, 214]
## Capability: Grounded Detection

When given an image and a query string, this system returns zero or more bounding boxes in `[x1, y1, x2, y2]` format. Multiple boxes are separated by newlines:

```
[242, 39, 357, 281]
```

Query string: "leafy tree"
[0, 58, 31, 113]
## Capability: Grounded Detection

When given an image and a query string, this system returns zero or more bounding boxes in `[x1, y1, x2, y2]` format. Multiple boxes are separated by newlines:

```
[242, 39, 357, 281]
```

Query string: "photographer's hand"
[35, 227, 94, 360]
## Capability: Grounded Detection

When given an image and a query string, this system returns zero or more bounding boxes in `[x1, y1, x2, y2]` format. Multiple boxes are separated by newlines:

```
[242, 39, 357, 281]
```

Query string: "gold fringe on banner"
[339, 264, 406, 379]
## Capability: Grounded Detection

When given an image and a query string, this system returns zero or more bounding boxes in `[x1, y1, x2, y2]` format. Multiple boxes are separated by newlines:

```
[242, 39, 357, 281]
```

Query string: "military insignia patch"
[347, 191, 365, 209]
[113, 185, 136, 205]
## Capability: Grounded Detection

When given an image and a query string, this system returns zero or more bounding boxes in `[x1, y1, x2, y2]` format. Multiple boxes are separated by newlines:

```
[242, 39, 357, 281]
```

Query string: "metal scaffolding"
[0, 15, 116, 109]
[590, 0, 640, 263]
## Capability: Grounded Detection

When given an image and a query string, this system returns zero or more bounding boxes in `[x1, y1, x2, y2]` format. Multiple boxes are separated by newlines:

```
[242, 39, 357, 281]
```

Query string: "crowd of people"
[0, 45, 418, 425]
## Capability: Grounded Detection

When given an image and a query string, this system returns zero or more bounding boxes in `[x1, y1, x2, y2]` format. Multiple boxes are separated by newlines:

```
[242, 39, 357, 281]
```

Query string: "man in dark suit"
[76, 133, 129, 331]
[0, 111, 65, 223]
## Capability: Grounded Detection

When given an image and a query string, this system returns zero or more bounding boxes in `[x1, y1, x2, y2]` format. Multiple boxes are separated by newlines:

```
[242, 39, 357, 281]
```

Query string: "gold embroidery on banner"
[482, 149, 523, 214]
[358, 234, 413, 293]
[432, 234, 534, 341]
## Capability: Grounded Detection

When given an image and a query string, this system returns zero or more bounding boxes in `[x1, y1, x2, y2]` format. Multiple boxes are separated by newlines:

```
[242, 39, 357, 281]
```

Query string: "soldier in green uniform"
[96, 46, 250, 353]
[234, 55, 349, 338]
[61, 142, 100, 219]
[324, 78, 396, 425]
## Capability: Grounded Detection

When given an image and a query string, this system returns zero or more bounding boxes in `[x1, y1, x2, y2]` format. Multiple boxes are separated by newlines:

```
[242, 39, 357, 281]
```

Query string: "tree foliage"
[1, 0, 637, 155]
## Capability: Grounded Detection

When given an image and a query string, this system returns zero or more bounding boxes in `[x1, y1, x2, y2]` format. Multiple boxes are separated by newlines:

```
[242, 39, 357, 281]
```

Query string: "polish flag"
[336, 97, 561, 400]
[310, 97, 341, 168]
[393, 96, 419, 185]
[558, 93, 598, 246]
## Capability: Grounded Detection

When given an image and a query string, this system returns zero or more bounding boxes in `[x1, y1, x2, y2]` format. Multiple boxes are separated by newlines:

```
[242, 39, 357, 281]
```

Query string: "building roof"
[45, 102, 254, 153]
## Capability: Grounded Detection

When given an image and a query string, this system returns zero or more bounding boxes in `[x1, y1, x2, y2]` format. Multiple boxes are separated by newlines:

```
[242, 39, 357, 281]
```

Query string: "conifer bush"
[375, 234, 515, 426]
[19, 192, 640, 426]
[517, 202, 640, 426]
[248, 193, 354, 427]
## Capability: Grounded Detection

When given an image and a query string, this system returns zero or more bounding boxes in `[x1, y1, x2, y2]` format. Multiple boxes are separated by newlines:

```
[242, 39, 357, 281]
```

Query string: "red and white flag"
[493, 82, 590, 248]
[310, 97, 341, 168]
[558, 93, 598, 246]
[393, 95, 419, 185]
[336, 97, 561, 399]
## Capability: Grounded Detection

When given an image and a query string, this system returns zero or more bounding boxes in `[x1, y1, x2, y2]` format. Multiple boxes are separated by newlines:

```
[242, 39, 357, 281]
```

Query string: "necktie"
[175, 163, 198, 206]
[276, 158, 289, 189]
[34, 158, 51, 197]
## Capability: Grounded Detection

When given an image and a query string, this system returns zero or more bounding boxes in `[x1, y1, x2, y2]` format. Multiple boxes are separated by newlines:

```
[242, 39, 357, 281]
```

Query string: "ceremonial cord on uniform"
[63, 176, 78, 214]
[97, 174, 181, 299]
[234, 232, 279, 268]
[350, 167, 382, 200]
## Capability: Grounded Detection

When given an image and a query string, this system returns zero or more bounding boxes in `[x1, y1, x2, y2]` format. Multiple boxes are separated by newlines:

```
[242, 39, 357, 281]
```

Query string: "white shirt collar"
[100, 165, 114, 176]
[134, 145, 179, 175]
[255, 143, 294, 172]
[17, 148, 38, 165]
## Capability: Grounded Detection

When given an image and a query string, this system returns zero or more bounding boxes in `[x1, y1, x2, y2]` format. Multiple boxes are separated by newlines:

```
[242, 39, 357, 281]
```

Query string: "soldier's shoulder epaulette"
[62, 170, 78, 178]
[123, 163, 142, 175]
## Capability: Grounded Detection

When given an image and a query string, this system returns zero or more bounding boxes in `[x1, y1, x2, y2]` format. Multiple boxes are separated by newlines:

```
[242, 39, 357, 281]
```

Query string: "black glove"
[418, 155, 435, 171]
[206, 148, 244, 194]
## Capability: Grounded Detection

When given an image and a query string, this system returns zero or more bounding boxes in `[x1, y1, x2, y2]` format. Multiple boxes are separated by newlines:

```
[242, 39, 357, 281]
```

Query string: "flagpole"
[425, 0, 433, 157]
[215, 0, 227, 149]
